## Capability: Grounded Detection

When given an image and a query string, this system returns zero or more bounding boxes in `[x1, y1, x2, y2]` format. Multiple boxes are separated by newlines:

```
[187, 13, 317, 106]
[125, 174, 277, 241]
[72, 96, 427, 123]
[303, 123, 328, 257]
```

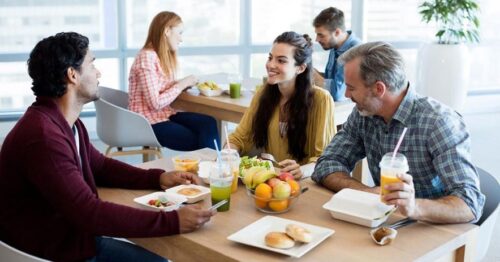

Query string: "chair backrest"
[98, 86, 129, 109]
[0, 241, 50, 262]
[474, 167, 500, 261]
[95, 86, 161, 148]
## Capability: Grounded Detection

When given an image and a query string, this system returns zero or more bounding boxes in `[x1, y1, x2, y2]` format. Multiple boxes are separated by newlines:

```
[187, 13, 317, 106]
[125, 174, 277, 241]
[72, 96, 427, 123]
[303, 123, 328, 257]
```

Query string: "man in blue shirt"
[313, 7, 362, 101]
[312, 42, 485, 224]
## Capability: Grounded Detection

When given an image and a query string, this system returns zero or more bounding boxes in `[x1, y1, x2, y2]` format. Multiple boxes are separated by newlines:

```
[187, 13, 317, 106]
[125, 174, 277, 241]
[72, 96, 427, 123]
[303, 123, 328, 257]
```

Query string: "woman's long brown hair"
[143, 11, 182, 77]
[252, 32, 314, 162]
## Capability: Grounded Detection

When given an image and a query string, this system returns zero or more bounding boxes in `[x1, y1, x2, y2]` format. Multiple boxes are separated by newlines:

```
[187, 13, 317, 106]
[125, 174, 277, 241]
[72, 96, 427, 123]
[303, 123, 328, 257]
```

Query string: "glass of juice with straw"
[380, 128, 409, 202]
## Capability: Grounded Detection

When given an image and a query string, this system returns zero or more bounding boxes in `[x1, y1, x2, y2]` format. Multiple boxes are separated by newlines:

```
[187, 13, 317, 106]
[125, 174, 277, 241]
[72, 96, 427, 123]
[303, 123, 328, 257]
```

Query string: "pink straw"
[224, 125, 231, 150]
[391, 127, 408, 162]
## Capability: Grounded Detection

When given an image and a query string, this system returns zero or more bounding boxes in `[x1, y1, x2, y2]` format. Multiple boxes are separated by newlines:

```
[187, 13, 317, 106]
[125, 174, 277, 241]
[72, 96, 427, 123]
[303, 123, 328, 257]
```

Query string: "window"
[126, 0, 240, 48]
[0, 0, 498, 116]
[366, 0, 500, 91]
[251, 0, 351, 45]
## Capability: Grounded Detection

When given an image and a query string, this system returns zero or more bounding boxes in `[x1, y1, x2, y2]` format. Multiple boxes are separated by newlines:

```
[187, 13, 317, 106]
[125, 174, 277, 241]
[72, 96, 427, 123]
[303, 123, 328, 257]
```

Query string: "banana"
[251, 169, 277, 189]
[197, 81, 220, 91]
[242, 166, 267, 188]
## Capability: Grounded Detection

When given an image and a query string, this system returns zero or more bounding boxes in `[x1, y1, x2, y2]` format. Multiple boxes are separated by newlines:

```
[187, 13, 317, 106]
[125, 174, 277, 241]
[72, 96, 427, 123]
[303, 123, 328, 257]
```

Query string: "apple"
[273, 181, 291, 199]
[278, 172, 294, 181]
[267, 177, 281, 188]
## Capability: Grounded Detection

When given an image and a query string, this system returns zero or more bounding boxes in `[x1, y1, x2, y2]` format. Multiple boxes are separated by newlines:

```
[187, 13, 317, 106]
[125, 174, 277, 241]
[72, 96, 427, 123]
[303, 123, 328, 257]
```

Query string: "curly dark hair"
[252, 31, 314, 162]
[28, 32, 89, 98]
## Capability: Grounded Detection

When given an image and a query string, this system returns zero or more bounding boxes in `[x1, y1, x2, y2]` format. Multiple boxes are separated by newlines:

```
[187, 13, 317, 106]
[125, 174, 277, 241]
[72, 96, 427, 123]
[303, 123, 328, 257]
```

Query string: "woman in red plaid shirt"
[129, 11, 220, 150]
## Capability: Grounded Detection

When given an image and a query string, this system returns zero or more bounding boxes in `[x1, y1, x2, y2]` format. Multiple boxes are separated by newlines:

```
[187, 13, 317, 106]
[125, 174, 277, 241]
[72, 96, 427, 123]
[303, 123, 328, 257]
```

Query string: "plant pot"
[417, 43, 470, 112]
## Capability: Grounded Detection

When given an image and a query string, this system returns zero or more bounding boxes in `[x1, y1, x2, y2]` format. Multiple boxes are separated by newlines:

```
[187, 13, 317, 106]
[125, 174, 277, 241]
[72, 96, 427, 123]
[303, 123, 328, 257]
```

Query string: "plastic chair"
[94, 86, 163, 162]
[475, 167, 500, 261]
[0, 241, 50, 262]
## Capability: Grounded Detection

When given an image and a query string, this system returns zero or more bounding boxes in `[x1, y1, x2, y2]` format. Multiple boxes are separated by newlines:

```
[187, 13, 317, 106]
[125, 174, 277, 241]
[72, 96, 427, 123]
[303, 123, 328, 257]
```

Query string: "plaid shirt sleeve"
[136, 52, 182, 110]
[428, 112, 485, 222]
[312, 110, 366, 184]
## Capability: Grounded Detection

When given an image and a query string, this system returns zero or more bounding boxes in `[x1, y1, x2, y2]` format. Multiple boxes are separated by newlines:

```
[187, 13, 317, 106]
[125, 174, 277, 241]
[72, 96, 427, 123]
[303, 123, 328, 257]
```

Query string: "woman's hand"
[278, 159, 303, 180]
[177, 75, 198, 90]
[159, 171, 202, 190]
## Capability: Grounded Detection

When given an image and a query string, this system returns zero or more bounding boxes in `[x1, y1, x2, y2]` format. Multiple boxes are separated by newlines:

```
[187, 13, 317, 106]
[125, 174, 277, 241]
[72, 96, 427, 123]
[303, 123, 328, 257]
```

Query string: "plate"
[164, 184, 210, 203]
[322, 188, 394, 227]
[133, 191, 187, 211]
[227, 216, 334, 258]
[198, 88, 224, 97]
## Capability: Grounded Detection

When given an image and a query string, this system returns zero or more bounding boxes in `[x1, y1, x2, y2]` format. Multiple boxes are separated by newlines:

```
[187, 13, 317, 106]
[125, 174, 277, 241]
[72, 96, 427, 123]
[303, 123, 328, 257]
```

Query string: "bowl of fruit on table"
[197, 81, 224, 97]
[243, 168, 302, 213]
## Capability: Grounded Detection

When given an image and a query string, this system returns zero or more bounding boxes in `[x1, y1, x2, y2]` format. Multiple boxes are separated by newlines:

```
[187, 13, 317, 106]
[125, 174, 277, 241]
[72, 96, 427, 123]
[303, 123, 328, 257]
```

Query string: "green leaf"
[419, 0, 481, 44]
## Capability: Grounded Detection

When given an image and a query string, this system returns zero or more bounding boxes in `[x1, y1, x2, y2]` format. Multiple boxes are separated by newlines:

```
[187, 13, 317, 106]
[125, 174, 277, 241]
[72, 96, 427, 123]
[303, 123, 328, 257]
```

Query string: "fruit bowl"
[198, 87, 223, 97]
[246, 181, 302, 214]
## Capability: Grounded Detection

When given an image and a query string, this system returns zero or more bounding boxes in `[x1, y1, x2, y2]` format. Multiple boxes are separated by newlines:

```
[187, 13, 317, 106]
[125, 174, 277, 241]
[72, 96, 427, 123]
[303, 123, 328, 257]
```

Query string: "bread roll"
[285, 224, 312, 243]
[264, 232, 295, 249]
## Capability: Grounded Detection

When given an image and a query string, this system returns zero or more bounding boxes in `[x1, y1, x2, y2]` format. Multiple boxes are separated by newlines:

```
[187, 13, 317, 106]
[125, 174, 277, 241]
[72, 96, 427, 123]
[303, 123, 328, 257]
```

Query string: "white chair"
[0, 241, 50, 261]
[94, 86, 163, 162]
[475, 167, 500, 261]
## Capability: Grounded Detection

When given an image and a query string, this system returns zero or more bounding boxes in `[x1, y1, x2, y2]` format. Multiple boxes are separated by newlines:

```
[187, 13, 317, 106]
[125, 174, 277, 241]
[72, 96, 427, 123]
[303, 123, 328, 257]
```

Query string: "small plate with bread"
[227, 216, 334, 258]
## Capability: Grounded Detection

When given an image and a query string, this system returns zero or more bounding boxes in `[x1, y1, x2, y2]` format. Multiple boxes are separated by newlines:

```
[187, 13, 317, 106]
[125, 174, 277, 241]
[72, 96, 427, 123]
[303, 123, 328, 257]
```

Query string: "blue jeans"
[152, 112, 220, 151]
[86, 237, 167, 262]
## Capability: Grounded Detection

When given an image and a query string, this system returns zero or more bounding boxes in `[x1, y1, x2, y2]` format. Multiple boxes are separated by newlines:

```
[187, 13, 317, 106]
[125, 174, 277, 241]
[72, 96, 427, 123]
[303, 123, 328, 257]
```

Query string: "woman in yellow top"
[226, 31, 336, 179]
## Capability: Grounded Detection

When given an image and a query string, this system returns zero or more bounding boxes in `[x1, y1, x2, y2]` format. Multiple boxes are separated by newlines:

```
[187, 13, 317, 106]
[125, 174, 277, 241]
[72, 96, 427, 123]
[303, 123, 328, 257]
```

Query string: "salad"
[239, 156, 272, 177]
[147, 197, 176, 208]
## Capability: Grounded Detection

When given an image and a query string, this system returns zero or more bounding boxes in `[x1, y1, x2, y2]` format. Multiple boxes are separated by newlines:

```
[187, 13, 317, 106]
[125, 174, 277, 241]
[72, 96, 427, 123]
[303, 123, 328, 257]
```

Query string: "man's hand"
[159, 171, 202, 190]
[312, 68, 325, 87]
[383, 173, 417, 218]
[177, 205, 216, 233]
[279, 159, 303, 180]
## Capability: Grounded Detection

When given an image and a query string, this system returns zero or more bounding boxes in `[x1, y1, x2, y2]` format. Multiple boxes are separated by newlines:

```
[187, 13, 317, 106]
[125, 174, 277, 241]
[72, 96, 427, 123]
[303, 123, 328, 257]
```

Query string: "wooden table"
[98, 149, 478, 262]
[172, 89, 355, 126]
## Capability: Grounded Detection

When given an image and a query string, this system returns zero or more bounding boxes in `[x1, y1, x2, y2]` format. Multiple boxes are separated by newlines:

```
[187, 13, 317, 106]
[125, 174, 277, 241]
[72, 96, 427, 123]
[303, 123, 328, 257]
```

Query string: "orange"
[254, 183, 272, 208]
[255, 183, 272, 199]
[287, 179, 300, 196]
[255, 199, 268, 209]
[268, 200, 289, 212]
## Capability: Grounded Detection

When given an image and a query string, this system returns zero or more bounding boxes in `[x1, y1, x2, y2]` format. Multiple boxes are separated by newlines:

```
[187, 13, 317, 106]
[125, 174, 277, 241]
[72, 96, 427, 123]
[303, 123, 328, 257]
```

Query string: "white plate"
[227, 216, 334, 258]
[164, 184, 210, 203]
[133, 191, 187, 211]
[198, 88, 224, 97]
[322, 188, 394, 228]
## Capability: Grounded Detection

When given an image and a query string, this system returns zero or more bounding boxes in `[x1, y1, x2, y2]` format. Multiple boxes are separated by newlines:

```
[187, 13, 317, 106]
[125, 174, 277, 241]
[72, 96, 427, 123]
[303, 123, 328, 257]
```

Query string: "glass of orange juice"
[220, 148, 240, 193]
[379, 152, 409, 202]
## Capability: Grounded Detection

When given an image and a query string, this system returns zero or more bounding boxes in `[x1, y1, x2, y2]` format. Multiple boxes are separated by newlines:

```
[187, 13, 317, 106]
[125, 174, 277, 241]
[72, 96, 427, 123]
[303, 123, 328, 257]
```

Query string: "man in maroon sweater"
[0, 32, 215, 261]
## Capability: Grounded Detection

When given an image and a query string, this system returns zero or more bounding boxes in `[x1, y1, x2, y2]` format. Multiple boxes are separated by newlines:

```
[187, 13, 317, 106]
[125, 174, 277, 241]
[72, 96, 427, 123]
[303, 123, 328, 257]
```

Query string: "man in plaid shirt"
[312, 42, 485, 224]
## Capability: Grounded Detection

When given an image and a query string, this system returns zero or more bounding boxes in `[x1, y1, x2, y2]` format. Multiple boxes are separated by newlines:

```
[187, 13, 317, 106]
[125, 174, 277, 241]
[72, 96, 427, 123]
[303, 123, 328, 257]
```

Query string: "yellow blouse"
[228, 86, 336, 165]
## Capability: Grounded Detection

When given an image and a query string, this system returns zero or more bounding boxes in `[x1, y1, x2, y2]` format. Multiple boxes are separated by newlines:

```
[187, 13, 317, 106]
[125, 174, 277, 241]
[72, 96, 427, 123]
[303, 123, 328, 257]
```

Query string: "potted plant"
[416, 0, 480, 111]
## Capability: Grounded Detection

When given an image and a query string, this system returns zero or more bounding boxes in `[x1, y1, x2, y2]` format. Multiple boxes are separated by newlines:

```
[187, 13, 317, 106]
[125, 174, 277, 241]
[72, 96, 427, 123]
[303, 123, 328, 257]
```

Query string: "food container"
[172, 154, 201, 173]
[322, 188, 394, 227]
[164, 184, 210, 204]
[133, 192, 187, 211]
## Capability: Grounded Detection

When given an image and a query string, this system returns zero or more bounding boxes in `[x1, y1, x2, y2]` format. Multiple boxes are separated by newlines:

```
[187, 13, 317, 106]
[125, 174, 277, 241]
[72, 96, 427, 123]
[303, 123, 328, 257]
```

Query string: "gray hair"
[338, 41, 407, 93]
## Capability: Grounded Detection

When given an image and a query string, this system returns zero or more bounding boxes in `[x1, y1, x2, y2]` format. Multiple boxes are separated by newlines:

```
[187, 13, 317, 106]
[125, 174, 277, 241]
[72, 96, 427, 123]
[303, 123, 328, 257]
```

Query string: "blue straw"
[213, 139, 223, 169]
